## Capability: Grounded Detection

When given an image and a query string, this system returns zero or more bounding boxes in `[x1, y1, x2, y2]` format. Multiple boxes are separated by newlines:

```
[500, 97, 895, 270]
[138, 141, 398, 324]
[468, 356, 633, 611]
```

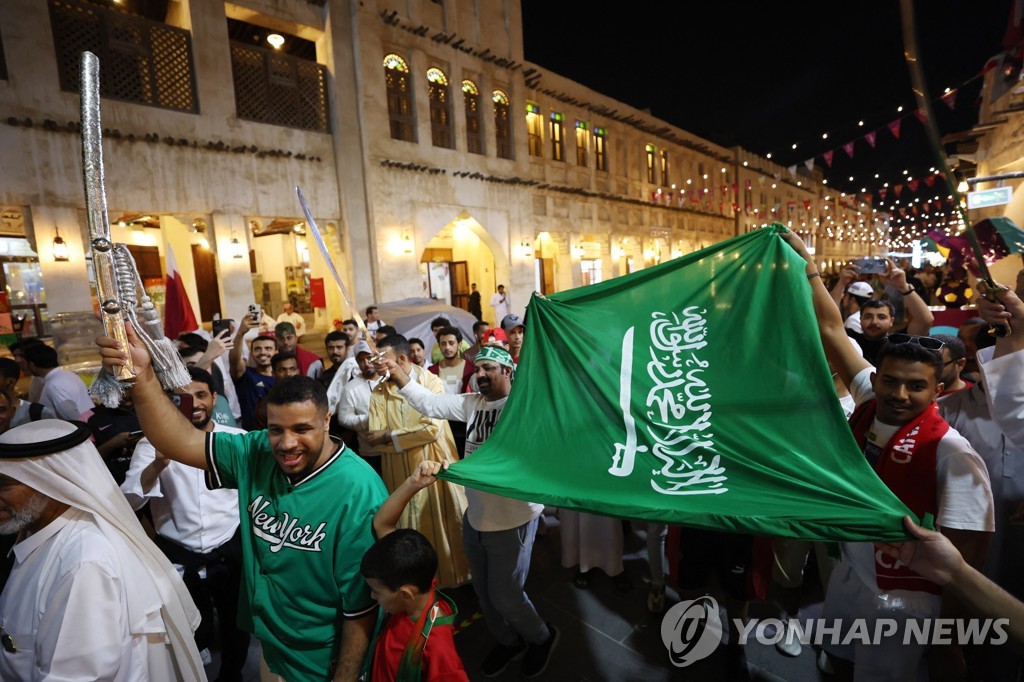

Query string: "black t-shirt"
[847, 329, 886, 367]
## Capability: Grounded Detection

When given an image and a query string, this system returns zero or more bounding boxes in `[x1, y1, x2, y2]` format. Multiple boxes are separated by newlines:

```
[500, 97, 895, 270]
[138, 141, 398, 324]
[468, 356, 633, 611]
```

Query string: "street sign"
[967, 186, 1013, 209]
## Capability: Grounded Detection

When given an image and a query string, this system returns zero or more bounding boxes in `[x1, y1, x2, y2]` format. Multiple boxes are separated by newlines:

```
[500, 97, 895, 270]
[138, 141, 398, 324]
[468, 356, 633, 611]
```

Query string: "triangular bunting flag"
[909, 179, 920, 193]
[894, 184, 904, 197]
[440, 226, 913, 540]
[864, 130, 876, 148]
[924, 175, 936, 187]
[787, 165, 797, 177]
[822, 151, 834, 167]
[888, 120, 901, 139]
[941, 89, 957, 109]
[913, 109, 927, 125]
[804, 159, 815, 172]
[879, 188, 888, 201]
[843, 141, 855, 158]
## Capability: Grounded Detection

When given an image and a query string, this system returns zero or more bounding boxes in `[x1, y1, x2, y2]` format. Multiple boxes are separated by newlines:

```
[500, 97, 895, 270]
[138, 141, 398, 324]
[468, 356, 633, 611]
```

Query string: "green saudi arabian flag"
[440, 225, 916, 541]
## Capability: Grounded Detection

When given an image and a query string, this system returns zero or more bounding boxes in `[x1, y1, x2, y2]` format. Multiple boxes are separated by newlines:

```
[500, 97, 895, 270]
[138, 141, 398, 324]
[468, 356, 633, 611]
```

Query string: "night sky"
[521, 1, 1014, 199]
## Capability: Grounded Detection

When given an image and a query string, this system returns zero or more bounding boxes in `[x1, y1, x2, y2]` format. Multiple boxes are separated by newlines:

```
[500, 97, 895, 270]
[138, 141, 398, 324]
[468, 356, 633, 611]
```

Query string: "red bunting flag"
[909, 179, 920, 193]
[745, 179, 752, 191]
[732, 183, 739, 195]
[843, 141, 855, 158]
[894, 184, 904, 197]
[924, 175, 936, 187]
[823, 150, 834, 167]
[941, 90, 957, 109]
[879, 188, 888, 201]
[913, 109, 927, 125]
[888, 120, 901, 139]
[803, 200, 812, 210]
[865, 193, 873, 205]
[864, 131, 877, 148]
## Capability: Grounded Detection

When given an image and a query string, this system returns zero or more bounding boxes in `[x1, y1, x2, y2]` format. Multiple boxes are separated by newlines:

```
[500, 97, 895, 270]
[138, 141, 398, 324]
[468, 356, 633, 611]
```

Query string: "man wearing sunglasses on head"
[783, 232, 994, 682]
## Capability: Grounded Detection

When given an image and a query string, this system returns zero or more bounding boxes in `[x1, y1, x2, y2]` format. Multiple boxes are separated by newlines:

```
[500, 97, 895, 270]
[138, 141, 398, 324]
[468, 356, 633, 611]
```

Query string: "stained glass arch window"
[427, 67, 453, 148]
[493, 90, 512, 159]
[463, 79, 484, 154]
[492, 89, 509, 105]
[461, 79, 478, 95]
[383, 53, 408, 72]
[427, 67, 448, 85]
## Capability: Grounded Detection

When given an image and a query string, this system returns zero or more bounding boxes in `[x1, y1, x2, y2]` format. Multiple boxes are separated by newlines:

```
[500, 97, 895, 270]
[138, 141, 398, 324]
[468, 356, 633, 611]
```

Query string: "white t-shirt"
[490, 292, 510, 323]
[437, 362, 466, 395]
[399, 381, 542, 532]
[844, 367, 994, 608]
[121, 422, 244, 555]
[844, 309, 862, 333]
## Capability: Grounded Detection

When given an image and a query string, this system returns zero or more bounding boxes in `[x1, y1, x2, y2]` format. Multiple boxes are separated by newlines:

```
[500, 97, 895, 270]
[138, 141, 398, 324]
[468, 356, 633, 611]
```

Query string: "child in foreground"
[362, 460, 469, 681]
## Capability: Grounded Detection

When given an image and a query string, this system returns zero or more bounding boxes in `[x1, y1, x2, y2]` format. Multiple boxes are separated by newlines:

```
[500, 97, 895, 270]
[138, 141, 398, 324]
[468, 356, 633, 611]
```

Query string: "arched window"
[383, 53, 415, 142]
[427, 67, 453, 149]
[493, 90, 513, 159]
[645, 144, 656, 183]
[462, 79, 484, 155]
[526, 102, 542, 157]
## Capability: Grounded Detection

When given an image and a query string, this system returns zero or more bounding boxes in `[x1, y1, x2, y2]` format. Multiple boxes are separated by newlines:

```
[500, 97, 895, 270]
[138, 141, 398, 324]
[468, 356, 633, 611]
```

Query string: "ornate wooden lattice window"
[462, 79, 484, 155]
[493, 89, 513, 160]
[526, 102, 542, 157]
[595, 127, 608, 172]
[660, 149, 669, 186]
[646, 144, 657, 184]
[575, 121, 589, 167]
[230, 42, 328, 132]
[49, 0, 198, 113]
[427, 67, 453, 149]
[549, 112, 564, 162]
[384, 53, 416, 142]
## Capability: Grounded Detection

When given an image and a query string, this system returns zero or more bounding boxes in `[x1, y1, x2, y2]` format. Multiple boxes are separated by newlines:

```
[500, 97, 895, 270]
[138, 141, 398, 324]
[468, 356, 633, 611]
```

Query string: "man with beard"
[319, 331, 354, 390]
[121, 367, 250, 681]
[274, 322, 323, 380]
[0, 420, 205, 680]
[230, 316, 276, 431]
[375, 346, 557, 678]
[845, 260, 934, 366]
[335, 341, 384, 474]
[784, 233, 993, 681]
[97, 325, 387, 682]
[931, 334, 972, 396]
[408, 337, 428, 368]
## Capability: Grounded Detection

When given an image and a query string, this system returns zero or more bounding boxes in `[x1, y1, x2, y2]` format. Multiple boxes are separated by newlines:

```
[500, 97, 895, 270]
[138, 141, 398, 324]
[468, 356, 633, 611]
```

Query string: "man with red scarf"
[783, 233, 994, 681]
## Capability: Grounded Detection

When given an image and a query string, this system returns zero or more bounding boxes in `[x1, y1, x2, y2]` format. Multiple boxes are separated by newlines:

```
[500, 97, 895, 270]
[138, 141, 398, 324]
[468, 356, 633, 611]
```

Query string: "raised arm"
[196, 328, 233, 372]
[373, 461, 446, 538]
[780, 232, 872, 388]
[374, 357, 471, 422]
[229, 315, 260, 381]
[96, 323, 207, 470]
[830, 262, 860, 309]
[977, 276, 1024, 359]
[885, 259, 934, 335]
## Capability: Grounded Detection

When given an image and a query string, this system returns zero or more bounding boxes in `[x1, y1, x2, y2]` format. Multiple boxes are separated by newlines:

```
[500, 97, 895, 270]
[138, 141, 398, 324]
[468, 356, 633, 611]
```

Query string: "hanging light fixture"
[52, 226, 70, 262]
[266, 33, 285, 50]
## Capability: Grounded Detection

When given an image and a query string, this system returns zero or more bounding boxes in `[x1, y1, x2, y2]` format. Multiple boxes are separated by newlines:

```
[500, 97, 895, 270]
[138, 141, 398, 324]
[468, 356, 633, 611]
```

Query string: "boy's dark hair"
[438, 326, 463, 344]
[22, 343, 58, 369]
[361, 529, 438, 592]
[861, 299, 895, 316]
[473, 321, 488, 333]
[8, 339, 43, 354]
[0, 357, 20, 381]
[271, 351, 298, 369]
[365, 305, 378, 316]
[877, 339, 943, 381]
[177, 333, 208, 352]
[325, 331, 348, 346]
[376, 325, 397, 338]
[342, 318, 358, 328]
[430, 316, 451, 329]
[186, 367, 216, 394]
[408, 337, 425, 348]
[265, 376, 328, 415]
[377, 334, 411, 358]
[931, 334, 966, 362]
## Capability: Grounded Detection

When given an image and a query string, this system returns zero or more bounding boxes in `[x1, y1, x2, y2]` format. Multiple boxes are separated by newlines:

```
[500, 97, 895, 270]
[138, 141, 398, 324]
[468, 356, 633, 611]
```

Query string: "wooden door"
[450, 261, 470, 310]
[537, 257, 555, 295]
[191, 244, 222, 322]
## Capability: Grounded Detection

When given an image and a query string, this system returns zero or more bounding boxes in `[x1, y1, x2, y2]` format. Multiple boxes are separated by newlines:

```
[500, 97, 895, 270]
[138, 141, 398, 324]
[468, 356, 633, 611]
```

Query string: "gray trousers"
[462, 514, 549, 646]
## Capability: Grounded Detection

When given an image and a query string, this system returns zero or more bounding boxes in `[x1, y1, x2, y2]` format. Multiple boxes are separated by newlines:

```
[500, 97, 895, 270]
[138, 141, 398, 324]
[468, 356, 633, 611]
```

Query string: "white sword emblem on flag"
[609, 326, 647, 477]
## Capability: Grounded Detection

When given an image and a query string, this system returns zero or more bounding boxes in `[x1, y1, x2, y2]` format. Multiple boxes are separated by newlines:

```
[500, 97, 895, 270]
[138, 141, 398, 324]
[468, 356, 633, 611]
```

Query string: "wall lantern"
[52, 226, 70, 262]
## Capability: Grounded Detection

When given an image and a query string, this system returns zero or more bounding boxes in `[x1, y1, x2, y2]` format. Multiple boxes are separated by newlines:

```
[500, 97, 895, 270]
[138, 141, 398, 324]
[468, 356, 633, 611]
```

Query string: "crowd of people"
[0, 245, 1021, 681]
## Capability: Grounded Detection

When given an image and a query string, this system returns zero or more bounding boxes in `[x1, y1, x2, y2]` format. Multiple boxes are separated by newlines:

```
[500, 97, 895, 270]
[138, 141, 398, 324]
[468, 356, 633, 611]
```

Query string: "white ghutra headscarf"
[0, 420, 205, 680]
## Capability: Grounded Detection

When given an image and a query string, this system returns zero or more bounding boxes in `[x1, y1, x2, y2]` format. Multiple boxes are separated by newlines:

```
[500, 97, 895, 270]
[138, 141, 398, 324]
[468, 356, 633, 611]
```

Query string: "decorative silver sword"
[609, 326, 647, 477]
[81, 51, 134, 380]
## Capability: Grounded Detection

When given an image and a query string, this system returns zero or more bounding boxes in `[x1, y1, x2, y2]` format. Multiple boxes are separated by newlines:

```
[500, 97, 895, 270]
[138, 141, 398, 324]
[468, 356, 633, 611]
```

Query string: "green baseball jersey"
[205, 430, 387, 680]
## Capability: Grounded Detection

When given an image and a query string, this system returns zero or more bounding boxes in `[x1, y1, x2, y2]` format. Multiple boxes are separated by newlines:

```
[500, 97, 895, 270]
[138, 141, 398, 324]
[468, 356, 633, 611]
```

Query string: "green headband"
[475, 345, 514, 368]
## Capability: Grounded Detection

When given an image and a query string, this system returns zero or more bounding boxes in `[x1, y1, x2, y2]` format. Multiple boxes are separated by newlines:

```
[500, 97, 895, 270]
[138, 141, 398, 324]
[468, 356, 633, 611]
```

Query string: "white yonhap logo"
[661, 596, 724, 667]
[609, 307, 728, 495]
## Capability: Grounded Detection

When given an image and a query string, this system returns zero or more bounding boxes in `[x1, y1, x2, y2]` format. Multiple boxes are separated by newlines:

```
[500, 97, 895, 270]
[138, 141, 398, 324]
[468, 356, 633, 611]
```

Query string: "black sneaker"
[480, 640, 526, 677]
[522, 623, 560, 678]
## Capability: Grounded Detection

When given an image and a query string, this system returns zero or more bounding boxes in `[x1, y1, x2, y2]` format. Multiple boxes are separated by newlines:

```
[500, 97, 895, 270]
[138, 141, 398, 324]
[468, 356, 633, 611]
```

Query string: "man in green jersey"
[98, 324, 387, 681]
